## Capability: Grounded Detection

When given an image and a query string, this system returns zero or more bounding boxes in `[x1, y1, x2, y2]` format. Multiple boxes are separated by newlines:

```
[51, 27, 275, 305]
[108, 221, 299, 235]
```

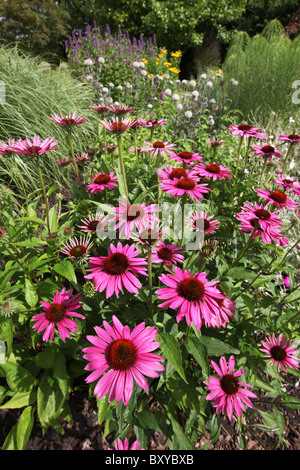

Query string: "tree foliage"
[0, 0, 71, 54]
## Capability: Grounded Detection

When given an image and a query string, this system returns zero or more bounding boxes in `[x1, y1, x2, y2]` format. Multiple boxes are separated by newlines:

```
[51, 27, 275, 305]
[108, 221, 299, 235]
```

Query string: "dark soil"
[1, 370, 299, 451]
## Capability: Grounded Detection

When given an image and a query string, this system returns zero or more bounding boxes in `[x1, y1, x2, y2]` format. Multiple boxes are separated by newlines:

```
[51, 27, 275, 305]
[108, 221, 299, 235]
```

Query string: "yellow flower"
[171, 51, 182, 57]
[164, 62, 171, 67]
[148, 73, 154, 78]
[141, 58, 148, 64]
[169, 67, 180, 74]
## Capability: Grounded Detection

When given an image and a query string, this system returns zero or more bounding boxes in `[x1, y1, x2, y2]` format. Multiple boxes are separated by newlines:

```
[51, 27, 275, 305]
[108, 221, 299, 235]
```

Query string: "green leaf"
[53, 260, 77, 284]
[284, 290, 300, 303]
[25, 278, 39, 308]
[158, 331, 187, 382]
[185, 336, 209, 377]
[137, 410, 160, 432]
[16, 406, 35, 449]
[167, 412, 195, 450]
[198, 336, 240, 356]
[0, 362, 38, 393]
[0, 390, 37, 409]
[48, 206, 58, 233]
[97, 394, 109, 425]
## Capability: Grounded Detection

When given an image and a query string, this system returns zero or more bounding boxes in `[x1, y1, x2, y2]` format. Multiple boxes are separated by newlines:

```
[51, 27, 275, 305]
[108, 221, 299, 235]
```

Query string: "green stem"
[17, 169, 29, 216]
[148, 246, 153, 318]
[67, 129, 80, 185]
[103, 126, 108, 164]
[36, 159, 52, 237]
[242, 136, 252, 171]
[180, 194, 187, 247]
[234, 136, 244, 179]
[117, 133, 129, 200]
[134, 127, 139, 164]
[282, 142, 293, 173]
[259, 155, 268, 187]
[221, 223, 258, 279]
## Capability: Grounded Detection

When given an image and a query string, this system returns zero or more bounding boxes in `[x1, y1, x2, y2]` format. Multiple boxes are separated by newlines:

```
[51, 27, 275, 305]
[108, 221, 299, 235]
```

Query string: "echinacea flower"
[103, 144, 118, 153]
[156, 267, 226, 330]
[85, 242, 147, 298]
[236, 202, 286, 244]
[78, 213, 109, 234]
[251, 143, 282, 159]
[275, 175, 300, 195]
[83, 315, 164, 405]
[89, 104, 110, 113]
[170, 151, 203, 165]
[86, 171, 118, 194]
[278, 133, 300, 143]
[111, 200, 160, 240]
[152, 241, 184, 269]
[0, 139, 23, 155]
[157, 165, 192, 182]
[13, 135, 58, 156]
[61, 235, 93, 261]
[32, 288, 84, 342]
[141, 141, 176, 160]
[260, 333, 299, 371]
[186, 211, 220, 234]
[228, 124, 267, 140]
[145, 118, 167, 127]
[205, 355, 257, 421]
[108, 438, 144, 450]
[56, 157, 72, 167]
[159, 174, 210, 202]
[255, 188, 298, 211]
[75, 153, 91, 163]
[193, 162, 232, 181]
[107, 103, 135, 115]
[99, 117, 136, 133]
[50, 111, 86, 127]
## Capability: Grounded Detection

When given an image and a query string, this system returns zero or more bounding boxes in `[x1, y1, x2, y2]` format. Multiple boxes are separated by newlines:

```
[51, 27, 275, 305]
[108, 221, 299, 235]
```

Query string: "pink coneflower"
[186, 211, 220, 234]
[78, 213, 109, 233]
[50, 111, 86, 127]
[32, 288, 84, 342]
[205, 355, 257, 421]
[278, 133, 300, 143]
[130, 117, 147, 128]
[228, 123, 267, 139]
[103, 144, 118, 153]
[193, 162, 232, 181]
[108, 438, 144, 450]
[75, 153, 91, 163]
[255, 188, 298, 211]
[210, 289, 237, 328]
[0, 139, 23, 155]
[61, 235, 93, 260]
[159, 174, 210, 202]
[237, 208, 287, 245]
[83, 315, 164, 405]
[86, 171, 118, 194]
[251, 143, 282, 159]
[275, 175, 300, 195]
[99, 117, 136, 133]
[107, 103, 134, 115]
[208, 139, 224, 148]
[56, 157, 72, 167]
[145, 118, 167, 127]
[141, 141, 176, 160]
[85, 242, 147, 298]
[111, 200, 160, 240]
[156, 267, 226, 330]
[89, 104, 110, 113]
[132, 224, 165, 246]
[13, 135, 58, 156]
[260, 333, 299, 372]
[157, 165, 193, 181]
[129, 146, 148, 155]
[152, 241, 184, 270]
[170, 151, 203, 165]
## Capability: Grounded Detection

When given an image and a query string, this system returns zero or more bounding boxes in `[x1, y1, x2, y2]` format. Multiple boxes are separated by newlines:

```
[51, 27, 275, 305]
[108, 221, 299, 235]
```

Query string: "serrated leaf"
[16, 406, 35, 449]
[137, 410, 160, 432]
[186, 337, 209, 377]
[0, 362, 38, 393]
[198, 336, 240, 356]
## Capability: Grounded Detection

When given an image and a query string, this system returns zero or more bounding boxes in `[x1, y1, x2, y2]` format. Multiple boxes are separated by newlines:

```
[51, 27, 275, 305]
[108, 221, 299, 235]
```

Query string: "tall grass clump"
[223, 20, 300, 125]
[0, 45, 99, 191]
